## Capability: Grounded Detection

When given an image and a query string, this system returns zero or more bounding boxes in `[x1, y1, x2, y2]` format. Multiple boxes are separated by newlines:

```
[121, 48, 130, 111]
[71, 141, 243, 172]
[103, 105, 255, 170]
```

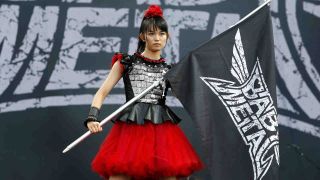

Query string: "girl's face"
[141, 27, 168, 52]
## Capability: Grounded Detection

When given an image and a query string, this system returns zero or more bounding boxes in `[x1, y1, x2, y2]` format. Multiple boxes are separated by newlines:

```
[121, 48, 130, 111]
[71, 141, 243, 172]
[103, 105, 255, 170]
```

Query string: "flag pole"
[229, 0, 271, 29]
[62, 78, 164, 153]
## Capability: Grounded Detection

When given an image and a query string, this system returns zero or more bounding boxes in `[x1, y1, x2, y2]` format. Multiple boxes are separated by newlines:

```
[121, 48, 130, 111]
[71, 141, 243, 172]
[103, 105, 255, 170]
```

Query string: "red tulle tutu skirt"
[91, 120, 205, 180]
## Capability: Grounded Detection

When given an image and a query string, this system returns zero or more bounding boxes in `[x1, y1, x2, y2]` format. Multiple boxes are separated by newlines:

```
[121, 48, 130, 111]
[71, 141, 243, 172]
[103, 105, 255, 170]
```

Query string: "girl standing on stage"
[84, 5, 205, 180]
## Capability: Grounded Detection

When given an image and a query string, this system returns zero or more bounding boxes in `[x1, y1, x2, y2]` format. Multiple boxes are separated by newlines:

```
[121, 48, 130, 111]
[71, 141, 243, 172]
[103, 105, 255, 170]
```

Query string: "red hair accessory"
[144, 5, 163, 18]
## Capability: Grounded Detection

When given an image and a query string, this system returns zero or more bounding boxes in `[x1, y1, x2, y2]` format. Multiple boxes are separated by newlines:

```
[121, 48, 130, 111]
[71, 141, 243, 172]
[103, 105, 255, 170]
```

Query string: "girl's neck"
[141, 49, 161, 60]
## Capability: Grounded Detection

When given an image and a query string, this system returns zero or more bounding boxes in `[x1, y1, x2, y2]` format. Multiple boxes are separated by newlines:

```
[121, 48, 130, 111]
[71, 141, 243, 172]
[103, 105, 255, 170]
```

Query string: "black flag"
[164, 3, 279, 180]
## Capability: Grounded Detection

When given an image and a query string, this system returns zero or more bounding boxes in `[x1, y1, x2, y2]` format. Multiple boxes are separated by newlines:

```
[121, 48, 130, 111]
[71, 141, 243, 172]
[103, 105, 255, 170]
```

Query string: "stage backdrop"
[0, 0, 319, 179]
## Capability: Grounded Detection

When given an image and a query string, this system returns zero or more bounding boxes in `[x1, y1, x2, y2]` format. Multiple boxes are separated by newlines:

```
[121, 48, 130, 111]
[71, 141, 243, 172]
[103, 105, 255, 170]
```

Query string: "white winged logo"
[200, 29, 280, 180]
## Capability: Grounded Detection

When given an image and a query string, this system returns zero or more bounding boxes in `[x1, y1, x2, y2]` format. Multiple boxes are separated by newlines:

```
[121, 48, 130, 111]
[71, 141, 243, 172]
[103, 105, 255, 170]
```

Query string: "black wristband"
[84, 106, 100, 128]
[89, 106, 100, 117]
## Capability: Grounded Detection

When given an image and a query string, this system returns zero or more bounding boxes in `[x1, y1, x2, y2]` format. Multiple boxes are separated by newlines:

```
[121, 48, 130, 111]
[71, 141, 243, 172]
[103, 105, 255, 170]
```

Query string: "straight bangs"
[140, 16, 168, 34]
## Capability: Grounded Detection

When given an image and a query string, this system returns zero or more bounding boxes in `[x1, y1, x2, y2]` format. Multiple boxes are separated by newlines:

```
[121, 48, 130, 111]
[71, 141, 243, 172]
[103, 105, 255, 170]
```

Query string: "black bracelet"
[84, 106, 100, 128]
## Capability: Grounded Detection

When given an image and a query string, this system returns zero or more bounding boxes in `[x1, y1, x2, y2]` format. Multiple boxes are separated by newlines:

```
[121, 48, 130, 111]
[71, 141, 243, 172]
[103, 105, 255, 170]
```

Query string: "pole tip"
[62, 147, 69, 154]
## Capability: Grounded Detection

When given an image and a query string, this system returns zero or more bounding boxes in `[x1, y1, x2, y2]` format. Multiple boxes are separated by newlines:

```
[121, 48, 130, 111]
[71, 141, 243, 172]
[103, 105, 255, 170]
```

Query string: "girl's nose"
[154, 34, 160, 40]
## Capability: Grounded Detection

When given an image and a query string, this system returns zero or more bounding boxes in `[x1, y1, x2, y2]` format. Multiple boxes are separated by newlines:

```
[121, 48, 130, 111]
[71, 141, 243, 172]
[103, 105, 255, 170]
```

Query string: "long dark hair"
[136, 16, 169, 53]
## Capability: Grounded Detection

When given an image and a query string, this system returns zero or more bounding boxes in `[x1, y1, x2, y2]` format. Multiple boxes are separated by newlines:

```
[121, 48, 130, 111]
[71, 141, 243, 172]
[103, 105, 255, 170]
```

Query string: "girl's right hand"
[87, 121, 103, 133]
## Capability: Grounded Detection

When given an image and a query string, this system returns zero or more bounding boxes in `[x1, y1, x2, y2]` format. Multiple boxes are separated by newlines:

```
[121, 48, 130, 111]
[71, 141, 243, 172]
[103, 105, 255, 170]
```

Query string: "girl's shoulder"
[166, 62, 177, 69]
[111, 52, 132, 66]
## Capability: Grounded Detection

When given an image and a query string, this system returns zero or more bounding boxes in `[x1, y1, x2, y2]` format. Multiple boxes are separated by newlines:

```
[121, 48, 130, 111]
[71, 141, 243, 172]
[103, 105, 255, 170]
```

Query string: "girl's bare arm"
[87, 60, 123, 133]
[91, 60, 124, 109]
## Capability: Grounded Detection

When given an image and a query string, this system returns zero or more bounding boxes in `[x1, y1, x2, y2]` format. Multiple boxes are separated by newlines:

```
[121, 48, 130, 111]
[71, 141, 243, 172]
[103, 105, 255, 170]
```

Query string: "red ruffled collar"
[134, 52, 165, 63]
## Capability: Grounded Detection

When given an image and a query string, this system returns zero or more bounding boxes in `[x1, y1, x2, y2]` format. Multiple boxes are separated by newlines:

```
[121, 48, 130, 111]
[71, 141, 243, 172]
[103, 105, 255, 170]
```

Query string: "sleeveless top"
[111, 52, 181, 125]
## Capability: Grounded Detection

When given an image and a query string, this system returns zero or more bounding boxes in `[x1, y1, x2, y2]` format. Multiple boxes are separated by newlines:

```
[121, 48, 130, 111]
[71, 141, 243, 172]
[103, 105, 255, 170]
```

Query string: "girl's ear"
[139, 33, 145, 42]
